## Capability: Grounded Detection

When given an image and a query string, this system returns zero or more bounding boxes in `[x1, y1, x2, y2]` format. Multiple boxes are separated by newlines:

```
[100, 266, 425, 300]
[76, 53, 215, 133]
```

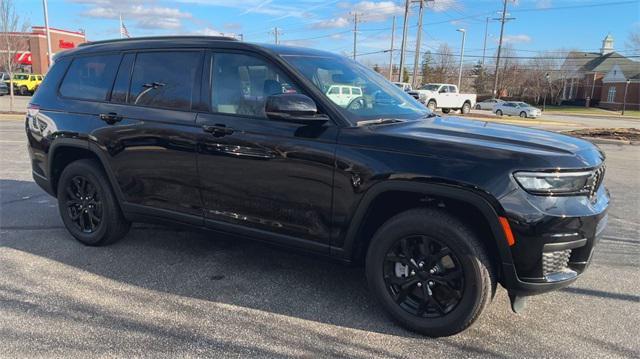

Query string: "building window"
[607, 86, 616, 103]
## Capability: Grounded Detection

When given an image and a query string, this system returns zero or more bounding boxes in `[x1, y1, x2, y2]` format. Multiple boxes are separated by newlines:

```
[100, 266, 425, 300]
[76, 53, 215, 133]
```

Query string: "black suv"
[26, 36, 609, 337]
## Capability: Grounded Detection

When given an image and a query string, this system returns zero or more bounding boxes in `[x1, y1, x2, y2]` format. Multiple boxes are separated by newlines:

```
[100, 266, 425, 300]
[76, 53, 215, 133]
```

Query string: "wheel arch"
[48, 139, 124, 204]
[337, 181, 514, 279]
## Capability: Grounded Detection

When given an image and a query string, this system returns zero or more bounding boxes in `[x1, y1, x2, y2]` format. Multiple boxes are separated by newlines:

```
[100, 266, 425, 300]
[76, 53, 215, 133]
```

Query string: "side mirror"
[265, 94, 329, 125]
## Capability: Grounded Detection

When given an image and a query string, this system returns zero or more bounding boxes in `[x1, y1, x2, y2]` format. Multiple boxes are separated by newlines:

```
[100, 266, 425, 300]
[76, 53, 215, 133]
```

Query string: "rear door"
[93, 50, 205, 223]
[195, 51, 337, 248]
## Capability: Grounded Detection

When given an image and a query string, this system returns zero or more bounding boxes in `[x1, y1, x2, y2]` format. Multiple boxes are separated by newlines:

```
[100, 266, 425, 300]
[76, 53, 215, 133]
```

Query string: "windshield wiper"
[356, 118, 405, 127]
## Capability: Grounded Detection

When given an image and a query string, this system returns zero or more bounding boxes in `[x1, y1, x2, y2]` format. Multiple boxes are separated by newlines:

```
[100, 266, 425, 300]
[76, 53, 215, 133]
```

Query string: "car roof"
[57, 36, 342, 60]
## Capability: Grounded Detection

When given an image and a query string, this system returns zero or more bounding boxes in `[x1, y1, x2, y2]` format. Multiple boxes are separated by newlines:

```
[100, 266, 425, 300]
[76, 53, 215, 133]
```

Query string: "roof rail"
[78, 35, 238, 47]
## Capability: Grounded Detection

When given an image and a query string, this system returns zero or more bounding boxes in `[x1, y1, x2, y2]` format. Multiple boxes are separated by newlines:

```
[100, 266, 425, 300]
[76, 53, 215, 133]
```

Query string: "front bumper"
[498, 183, 609, 296]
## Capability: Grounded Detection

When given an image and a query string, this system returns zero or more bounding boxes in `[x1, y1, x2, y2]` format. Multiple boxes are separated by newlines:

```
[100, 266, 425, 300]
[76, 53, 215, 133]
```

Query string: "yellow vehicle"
[5, 73, 44, 95]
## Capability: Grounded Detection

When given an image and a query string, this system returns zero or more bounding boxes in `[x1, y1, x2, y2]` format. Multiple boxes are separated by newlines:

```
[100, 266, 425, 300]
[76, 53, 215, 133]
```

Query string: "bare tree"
[0, 0, 30, 112]
[627, 30, 640, 50]
[427, 43, 455, 84]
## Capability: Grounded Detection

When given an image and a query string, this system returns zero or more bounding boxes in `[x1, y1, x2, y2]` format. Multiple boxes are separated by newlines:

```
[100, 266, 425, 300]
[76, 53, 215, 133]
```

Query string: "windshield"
[419, 84, 440, 91]
[282, 55, 430, 123]
[14, 74, 28, 80]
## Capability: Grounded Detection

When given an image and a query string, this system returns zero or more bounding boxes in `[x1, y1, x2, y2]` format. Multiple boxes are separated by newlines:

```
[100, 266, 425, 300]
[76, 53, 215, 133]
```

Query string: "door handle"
[202, 124, 234, 137]
[99, 112, 123, 125]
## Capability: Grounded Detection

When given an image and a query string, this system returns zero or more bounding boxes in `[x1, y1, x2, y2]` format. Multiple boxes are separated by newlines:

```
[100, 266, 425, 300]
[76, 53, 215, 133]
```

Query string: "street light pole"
[411, 0, 425, 88]
[42, 0, 53, 68]
[482, 17, 489, 66]
[398, 0, 410, 82]
[456, 28, 466, 90]
[622, 79, 630, 116]
[388, 16, 396, 80]
[542, 72, 550, 112]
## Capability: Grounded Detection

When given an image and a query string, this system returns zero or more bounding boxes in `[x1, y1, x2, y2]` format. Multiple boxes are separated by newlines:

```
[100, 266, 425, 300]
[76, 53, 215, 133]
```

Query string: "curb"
[579, 137, 636, 146]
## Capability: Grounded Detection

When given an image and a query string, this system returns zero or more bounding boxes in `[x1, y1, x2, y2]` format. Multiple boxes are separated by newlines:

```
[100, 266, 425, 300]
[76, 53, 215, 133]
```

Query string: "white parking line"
[0, 140, 25, 143]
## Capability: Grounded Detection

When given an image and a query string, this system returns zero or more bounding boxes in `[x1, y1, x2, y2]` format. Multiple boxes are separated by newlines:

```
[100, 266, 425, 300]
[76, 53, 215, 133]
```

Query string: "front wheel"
[474, 104, 481, 110]
[57, 159, 130, 246]
[519, 111, 527, 118]
[366, 208, 494, 337]
[427, 100, 436, 111]
[495, 109, 503, 116]
[19, 86, 28, 96]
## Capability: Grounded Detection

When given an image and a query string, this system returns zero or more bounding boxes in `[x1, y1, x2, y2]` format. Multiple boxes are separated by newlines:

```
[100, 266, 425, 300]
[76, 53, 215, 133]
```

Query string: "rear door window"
[128, 51, 201, 111]
[59, 54, 121, 101]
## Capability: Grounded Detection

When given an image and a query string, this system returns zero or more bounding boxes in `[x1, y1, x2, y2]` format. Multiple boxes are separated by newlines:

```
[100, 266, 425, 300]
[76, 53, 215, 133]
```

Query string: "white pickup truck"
[408, 83, 476, 114]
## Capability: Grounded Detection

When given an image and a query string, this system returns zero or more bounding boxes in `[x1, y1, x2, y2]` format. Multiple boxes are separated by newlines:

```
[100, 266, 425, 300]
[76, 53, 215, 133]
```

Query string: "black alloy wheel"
[383, 235, 464, 318]
[366, 208, 494, 337]
[57, 159, 130, 246]
[65, 175, 102, 233]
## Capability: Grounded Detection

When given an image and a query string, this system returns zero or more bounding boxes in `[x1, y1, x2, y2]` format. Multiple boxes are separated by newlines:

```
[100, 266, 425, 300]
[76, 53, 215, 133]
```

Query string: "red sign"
[59, 39, 75, 49]
[14, 52, 32, 65]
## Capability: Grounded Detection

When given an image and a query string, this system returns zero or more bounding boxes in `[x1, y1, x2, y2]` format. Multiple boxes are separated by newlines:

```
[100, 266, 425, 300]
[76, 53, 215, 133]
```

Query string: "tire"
[19, 86, 28, 96]
[427, 100, 436, 111]
[57, 159, 130, 246]
[495, 109, 503, 116]
[365, 208, 494, 337]
[474, 104, 481, 110]
[461, 102, 471, 114]
[519, 111, 527, 118]
[441, 108, 451, 114]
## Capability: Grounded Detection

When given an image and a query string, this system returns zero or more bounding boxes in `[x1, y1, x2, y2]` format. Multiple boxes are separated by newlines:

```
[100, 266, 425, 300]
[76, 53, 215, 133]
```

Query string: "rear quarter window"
[59, 54, 121, 101]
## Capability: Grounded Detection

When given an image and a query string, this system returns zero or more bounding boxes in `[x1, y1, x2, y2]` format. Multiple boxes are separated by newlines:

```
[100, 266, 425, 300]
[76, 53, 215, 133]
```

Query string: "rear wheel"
[19, 86, 28, 96]
[519, 111, 527, 118]
[461, 102, 471, 114]
[495, 109, 503, 116]
[57, 159, 130, 246]
[366, 208, 494, 337]
[474, 104, 481, 110]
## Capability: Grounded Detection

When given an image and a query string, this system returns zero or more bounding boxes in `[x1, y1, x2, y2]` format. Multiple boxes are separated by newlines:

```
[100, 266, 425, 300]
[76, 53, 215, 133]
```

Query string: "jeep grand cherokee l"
[26, 36, 608, 337]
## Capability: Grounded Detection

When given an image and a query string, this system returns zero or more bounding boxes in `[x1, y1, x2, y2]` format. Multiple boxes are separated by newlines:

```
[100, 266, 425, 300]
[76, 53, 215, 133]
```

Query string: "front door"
[196, 51, 337, 247]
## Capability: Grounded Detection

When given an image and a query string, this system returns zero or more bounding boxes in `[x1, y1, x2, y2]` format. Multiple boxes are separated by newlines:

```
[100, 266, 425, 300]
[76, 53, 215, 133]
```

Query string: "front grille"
[542, 249, 572, 276]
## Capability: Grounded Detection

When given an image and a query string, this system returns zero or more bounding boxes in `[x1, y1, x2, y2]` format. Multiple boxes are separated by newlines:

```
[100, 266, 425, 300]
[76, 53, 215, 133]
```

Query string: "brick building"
[600, 64, 640, 111]
[559, 34, 639, 108]
[3, 26, 87, 74]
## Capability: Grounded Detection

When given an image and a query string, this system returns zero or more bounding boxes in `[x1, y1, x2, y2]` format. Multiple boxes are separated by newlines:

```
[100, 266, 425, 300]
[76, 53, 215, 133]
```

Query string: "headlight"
[513, 170, 596, 195]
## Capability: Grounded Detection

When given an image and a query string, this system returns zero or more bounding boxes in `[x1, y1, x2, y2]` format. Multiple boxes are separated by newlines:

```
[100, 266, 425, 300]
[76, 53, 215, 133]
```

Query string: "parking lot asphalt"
[1, 118, 639, 358]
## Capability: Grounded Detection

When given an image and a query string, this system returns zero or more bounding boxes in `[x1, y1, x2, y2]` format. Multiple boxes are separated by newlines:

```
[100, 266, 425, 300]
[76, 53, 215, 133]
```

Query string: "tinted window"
[211, 52, 301, 118]
[129, 51, 201, 110]
[111, 53, 135, 104]
[353, 88, 362, 96]
[448, 86, 456, 93]
[59, 54, 120, 101]
[37, 76, 43, 80]
[341, 87, 350, 95]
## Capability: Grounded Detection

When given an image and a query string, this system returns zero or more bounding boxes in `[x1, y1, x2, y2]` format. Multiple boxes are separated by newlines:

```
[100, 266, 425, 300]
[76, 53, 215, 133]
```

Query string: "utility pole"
[492, 0, 514, 98]
[411, 0, 425, 88]
[271, 27, 282, 44]
[352, 12, 359, 60]
[456, 28, 466, 90]
[482, 17, 489, 66]
[388, 16, 396, 80]
[622, 79, 630, 115]
[42, 0, 53, 67]
[398, 0, 410, 82]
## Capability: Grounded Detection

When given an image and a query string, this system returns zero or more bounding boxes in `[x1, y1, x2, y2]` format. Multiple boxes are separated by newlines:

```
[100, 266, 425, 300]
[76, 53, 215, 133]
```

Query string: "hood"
[367, 116, 603, 168]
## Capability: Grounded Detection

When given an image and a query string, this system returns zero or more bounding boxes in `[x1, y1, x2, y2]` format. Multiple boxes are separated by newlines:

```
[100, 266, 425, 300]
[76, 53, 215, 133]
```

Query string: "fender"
[333, 180, 516, 280]
[48, 137, 126, 204]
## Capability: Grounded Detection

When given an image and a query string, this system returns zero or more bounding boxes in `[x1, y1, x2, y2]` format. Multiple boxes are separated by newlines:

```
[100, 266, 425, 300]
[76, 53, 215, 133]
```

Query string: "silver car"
[494, 101, 541, 118]
[475, 98, 503, 110]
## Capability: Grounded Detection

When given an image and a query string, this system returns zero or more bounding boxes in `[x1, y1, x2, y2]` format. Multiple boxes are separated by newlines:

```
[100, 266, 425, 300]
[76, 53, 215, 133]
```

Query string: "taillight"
[27, 103, 40, 117]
